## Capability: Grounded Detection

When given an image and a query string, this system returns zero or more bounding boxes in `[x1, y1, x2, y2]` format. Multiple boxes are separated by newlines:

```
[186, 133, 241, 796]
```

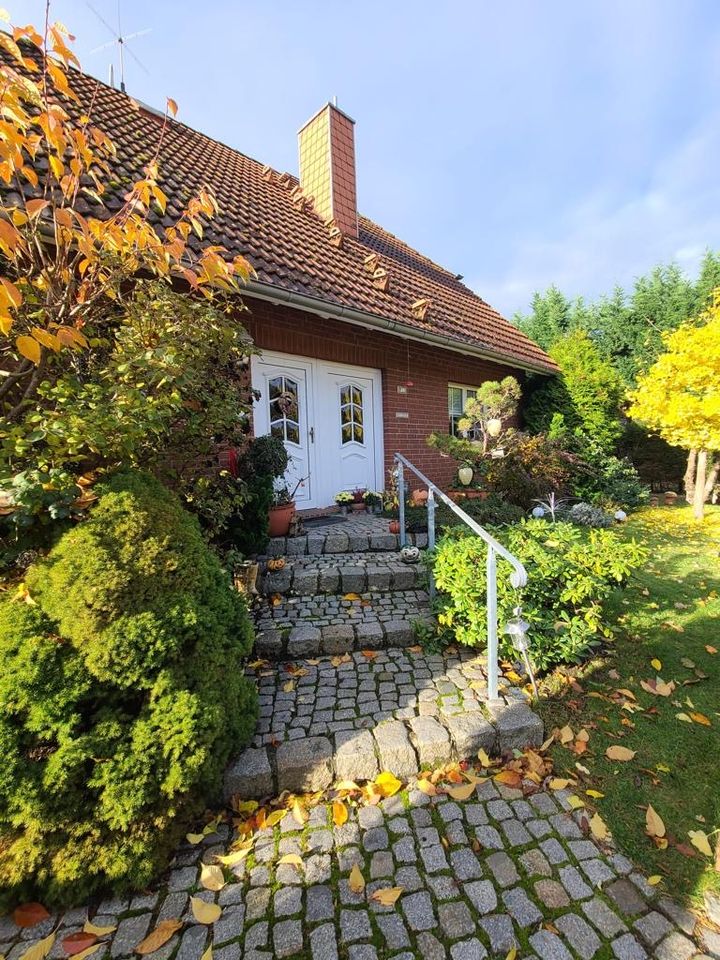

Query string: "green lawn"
[537, 504, 720, 907]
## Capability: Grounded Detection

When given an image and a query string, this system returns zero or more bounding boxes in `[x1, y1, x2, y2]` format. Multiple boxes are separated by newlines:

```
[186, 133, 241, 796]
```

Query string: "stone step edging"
[224, 699, 544, 801]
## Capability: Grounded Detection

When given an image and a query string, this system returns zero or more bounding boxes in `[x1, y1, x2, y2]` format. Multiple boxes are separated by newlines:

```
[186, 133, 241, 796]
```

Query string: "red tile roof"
[12, 55, 557, 373]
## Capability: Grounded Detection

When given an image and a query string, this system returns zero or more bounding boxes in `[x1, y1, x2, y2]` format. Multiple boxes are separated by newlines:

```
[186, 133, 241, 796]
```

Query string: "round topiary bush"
[0, 470, 257, 908]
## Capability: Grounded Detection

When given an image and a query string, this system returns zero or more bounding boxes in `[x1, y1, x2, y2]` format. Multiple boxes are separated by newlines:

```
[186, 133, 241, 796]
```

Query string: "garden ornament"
[614, 509, 627, 522]
[458, 464, 474, 486]
[504, 605, 539, 700]
[400, 545, 420, 564]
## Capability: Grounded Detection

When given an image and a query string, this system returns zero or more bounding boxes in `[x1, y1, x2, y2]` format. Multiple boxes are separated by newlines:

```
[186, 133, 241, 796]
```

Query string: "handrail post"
[397, 460, 406, 547]
[486, 545, 499, 700]
[427, 487, 436, 600]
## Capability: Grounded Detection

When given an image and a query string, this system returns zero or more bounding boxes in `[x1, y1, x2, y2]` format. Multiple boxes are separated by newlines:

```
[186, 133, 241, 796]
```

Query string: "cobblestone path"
[2, 778, 715, 959]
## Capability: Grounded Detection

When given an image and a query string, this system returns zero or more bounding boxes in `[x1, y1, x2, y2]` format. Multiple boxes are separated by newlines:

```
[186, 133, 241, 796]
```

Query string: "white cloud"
[469, 111, 720, 318]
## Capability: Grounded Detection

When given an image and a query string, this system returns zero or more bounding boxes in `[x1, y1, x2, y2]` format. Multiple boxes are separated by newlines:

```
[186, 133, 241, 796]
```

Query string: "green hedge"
[433, 519, 647, 670]
[0, 470, 257, 908]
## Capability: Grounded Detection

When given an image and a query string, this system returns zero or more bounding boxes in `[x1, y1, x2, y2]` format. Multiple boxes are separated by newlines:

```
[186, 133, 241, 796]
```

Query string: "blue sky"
[24, 0, 720, 318]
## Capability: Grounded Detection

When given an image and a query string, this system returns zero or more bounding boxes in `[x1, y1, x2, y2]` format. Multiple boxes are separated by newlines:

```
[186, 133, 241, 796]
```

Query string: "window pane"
[271, 422, 284, 439]
[353, 424, 364, 444]
[286, 422, 300, 445]
[449, 386, 463, 415]
[342, 423, 353, 443]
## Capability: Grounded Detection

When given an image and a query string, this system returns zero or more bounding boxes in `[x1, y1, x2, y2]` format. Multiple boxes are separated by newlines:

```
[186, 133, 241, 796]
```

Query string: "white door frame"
[251, 351, 385, 509]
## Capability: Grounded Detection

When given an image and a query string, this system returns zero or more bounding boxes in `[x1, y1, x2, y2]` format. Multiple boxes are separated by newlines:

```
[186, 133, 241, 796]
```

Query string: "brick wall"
[242, 297, 526, 491]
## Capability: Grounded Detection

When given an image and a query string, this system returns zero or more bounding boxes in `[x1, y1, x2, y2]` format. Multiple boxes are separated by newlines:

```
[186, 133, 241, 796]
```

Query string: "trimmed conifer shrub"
[0, 470, 257, 908]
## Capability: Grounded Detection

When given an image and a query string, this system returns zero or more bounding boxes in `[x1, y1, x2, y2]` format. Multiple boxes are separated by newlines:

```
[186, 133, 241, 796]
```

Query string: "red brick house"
[35, 64, 557, 508]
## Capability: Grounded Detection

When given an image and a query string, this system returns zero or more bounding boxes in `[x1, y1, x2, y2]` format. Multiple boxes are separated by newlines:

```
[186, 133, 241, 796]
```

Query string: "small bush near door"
[433, 519, 647, 670]
[0, 470, 257, 908]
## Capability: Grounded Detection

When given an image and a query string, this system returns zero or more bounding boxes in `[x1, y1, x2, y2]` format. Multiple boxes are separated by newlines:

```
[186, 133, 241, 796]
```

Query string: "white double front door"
[251, 351, 384, 509]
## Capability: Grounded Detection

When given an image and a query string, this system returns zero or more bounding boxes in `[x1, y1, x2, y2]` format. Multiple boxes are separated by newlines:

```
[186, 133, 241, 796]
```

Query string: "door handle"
[309, 427, 315, 443]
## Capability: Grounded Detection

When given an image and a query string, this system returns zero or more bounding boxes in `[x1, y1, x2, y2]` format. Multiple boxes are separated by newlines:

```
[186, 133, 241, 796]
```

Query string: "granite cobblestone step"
[267, 529, 428, 557]
[224, 648, 543, 800]
[259, 552, 428, 596]
[254, 589, 434, 659]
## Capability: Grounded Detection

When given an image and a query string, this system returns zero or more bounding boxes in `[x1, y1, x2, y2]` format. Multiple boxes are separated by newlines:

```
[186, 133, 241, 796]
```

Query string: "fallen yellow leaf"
[83, 921, 117, 936]
[186, 832, 204, 845]
[374, 771, 402, 797]
[332, 801, 348, 827]
[645, 805, 666, 839]
[589, 812, 609, 841]
[506, 949, 518, 960]
[19, 934, 56, 960]
[688, 829, 713, 857]
[349, 863, 365, 893]
[291, 800, 308, 825]
[200, 864, 226, 892]
[651, 658, 662, 670]
[370, 886, 404, 906]
[265, 809, 287, 828]
[135, 920, 183, 955]
[190, 898, 222, 924]
[278, 854, 304, 870]
[415, 777, 438, 796]
[586, 789, 605, 799]
[215, 848, 250, 867]
[548, 778, 571, 790]
[567, 795, 585, 810]
[446, 782, 476, 801]
[690, 712, 711, 726]
[559, 725, 574, 744]
[201, 947, 213, 960]
[605, 745, 636, 762]
[647, 875, 663, 886]
[477, 748, 493, 767]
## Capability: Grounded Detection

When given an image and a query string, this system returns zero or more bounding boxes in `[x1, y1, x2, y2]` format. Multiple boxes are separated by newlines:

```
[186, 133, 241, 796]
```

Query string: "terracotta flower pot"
[269, 502, 295, 537]
[351, 502, 366, 513]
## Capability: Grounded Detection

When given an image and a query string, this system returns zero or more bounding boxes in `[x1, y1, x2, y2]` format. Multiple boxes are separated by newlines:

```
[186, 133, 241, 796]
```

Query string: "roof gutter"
[243, 280, 557, 376]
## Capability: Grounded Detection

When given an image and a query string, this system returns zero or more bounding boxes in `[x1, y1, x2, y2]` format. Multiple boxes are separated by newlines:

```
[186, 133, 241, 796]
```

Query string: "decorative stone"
[535, 879, 571, 909]
[309, 922, 339, 960]
[384, 620, 414, 647]
[633, 911, 674, 947]
[582, 896, 628, 938]
[276, 736, 333, 793]
[502, 886, 542, 927]
[612, 933, 648, 960]
[464, 879, 498, 915]
[655, 932, 699, 960]
[451, 939, 488, 960]
[335, 729, 379, 781]
[409, 716, 450, 767]
[273, 919, 304, 958]
[223, 747, 273, 801]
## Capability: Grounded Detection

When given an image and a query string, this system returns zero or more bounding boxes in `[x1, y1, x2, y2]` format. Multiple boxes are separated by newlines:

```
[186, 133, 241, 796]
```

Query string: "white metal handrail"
[394, 452, 527, 700]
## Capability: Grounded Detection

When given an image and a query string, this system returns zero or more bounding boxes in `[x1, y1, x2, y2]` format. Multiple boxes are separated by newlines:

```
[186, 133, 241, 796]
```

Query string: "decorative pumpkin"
[389, 519, 401, 535]
[411, 488, 428, 506]
[267, 557, 286, 572]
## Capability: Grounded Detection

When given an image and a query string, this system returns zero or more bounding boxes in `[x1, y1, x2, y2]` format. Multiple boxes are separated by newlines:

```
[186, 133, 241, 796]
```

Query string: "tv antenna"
[87, 1, 151, 93]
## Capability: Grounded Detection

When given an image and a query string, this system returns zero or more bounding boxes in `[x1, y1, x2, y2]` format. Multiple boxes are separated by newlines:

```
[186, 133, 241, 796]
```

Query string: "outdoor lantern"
[504, 605, 539, 700]
[505, 606, 530, 653]
[486, 417, 502, 437]
[458, 465, 474, 486]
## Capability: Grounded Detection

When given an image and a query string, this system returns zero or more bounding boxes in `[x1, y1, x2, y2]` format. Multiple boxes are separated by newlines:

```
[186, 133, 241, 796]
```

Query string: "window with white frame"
[448, 384, 478, 437]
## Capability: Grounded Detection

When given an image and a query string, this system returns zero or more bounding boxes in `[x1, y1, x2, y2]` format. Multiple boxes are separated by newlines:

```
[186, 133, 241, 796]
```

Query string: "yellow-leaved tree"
[628, 296, 720, 520]
[0, 14, 251, 421]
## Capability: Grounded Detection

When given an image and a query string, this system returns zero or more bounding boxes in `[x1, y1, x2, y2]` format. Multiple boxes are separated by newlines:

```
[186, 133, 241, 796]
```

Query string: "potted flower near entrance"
[268, 477, 307, 537]
[351, 488, 367, 512]
[335, 491, 354, 515]
[363, 490, 383, 514]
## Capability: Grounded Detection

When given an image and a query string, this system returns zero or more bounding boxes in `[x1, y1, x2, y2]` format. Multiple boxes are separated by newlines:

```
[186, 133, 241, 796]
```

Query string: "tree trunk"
[693, 450, 707, 521]
[704, 457, 718, 502]
[684, 449, 697, 504]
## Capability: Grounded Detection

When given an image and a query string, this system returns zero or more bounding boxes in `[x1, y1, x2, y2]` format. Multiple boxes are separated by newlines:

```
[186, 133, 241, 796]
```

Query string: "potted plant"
[351, 488, 367, 512]
[335, 491, 354, 515]
[362, 490, 383, 514]
[268, 477, 307, 537]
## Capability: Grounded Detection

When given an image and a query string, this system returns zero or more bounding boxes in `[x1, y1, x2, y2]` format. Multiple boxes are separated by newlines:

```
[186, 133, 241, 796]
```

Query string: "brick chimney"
[298, 102, 358, 238]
